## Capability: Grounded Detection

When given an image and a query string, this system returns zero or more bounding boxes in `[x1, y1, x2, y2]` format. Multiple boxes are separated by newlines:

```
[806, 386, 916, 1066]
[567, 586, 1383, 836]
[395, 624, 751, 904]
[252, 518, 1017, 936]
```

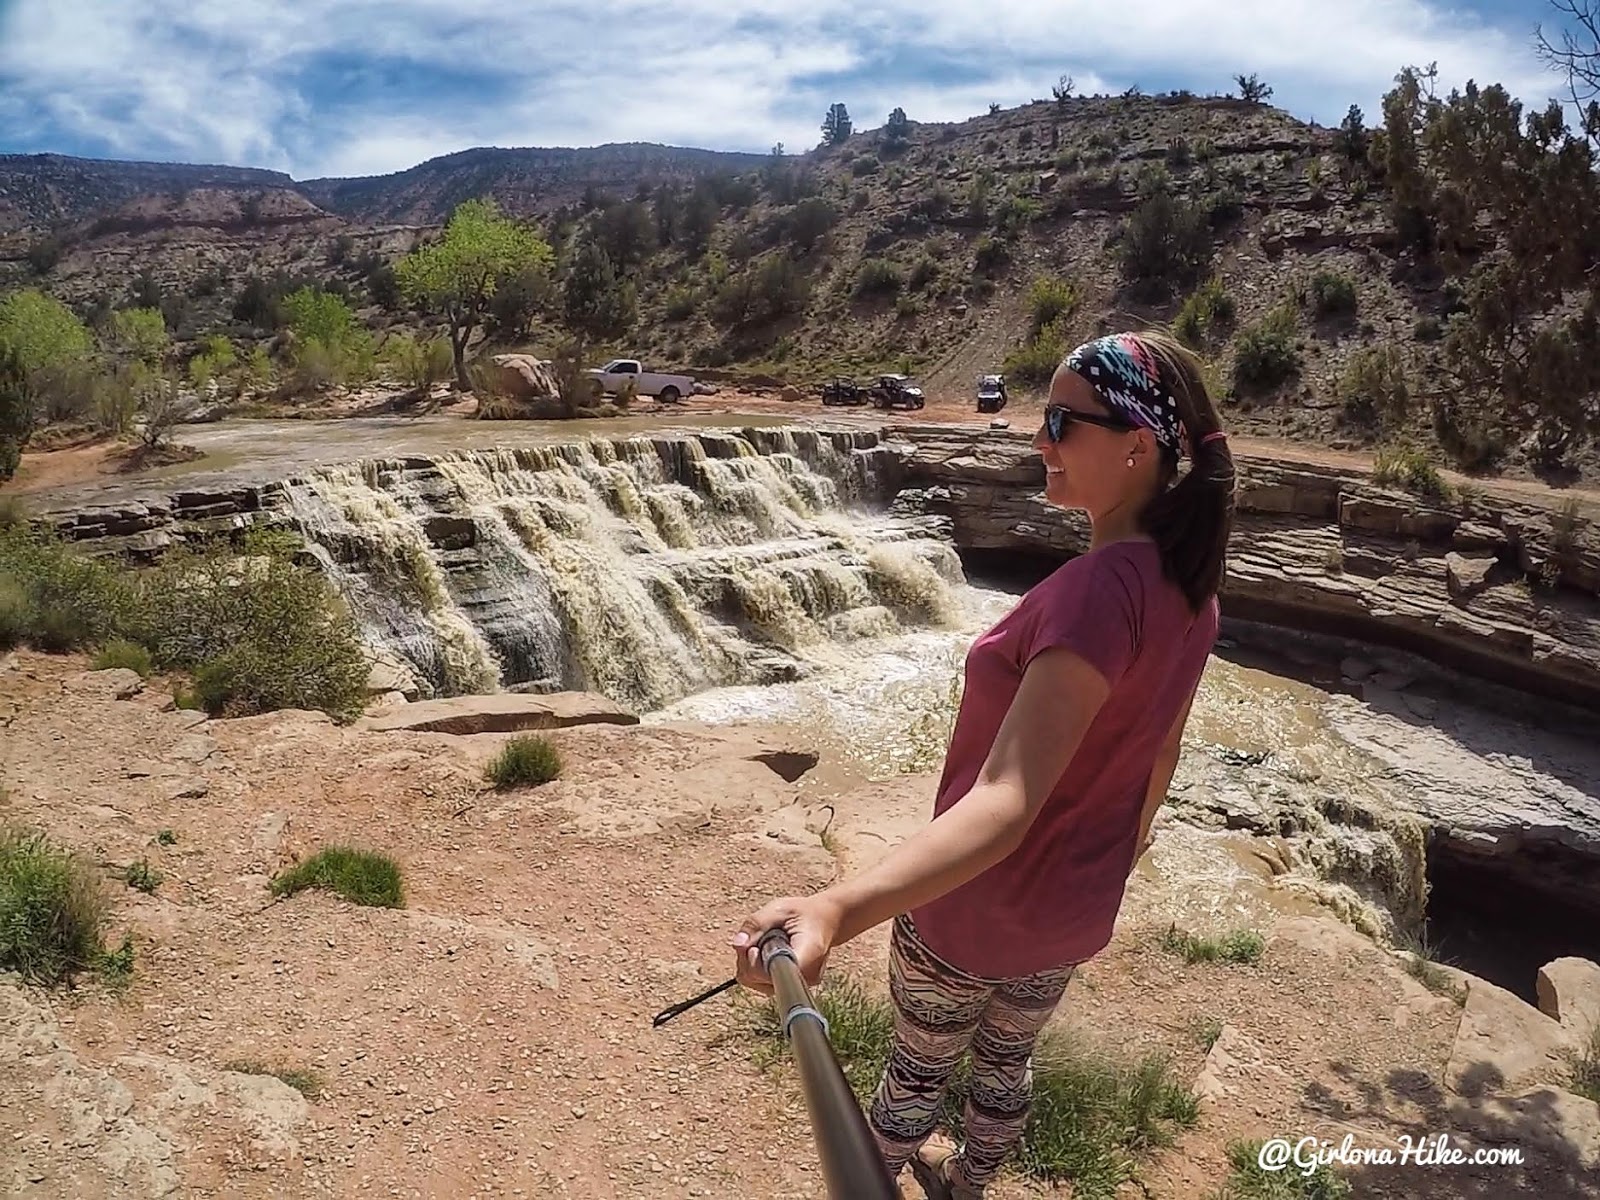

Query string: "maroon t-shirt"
[911, 540, 1218, 979]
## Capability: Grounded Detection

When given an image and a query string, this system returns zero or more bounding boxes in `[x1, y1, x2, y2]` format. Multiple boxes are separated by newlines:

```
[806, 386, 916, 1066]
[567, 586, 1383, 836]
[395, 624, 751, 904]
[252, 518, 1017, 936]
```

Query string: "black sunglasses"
[1044, 405, 1138, 442]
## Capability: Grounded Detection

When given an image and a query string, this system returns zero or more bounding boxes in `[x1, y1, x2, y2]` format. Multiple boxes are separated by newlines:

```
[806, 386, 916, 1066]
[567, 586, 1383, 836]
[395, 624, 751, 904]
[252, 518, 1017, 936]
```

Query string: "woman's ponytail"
[1132, 332, 1236, 612]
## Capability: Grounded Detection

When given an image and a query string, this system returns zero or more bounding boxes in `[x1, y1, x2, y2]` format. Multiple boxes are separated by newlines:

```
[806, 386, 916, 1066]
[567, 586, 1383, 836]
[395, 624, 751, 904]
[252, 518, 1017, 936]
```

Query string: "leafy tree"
[282, 288, 359, 349]
[395, 197, 555, 390]
[1235, 73, 1274, 104]
[562, 239, 636, 341]
[821, 103, 853, 147]
[486, 265, 552, 342]
[679, 186, 719, 258]
[1, 345, 32, 480]
[0, 290, 93, 375]
[129, 271, 163, 311]
[1382, 71, 1600, 462]
[109, 307, 169, 366]
[593, 200, 655, 268]
[1337, 105, 1370, 163]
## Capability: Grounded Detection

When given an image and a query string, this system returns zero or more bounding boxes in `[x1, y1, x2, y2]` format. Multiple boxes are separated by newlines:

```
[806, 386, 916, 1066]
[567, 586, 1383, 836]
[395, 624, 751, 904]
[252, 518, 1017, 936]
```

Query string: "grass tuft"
[0, 824, 129, 986]
[269, 846, 403, 908]
[485, 734, 563, 790]
[1160, 925, 1266, 966]
[91, 639, 153, 677]
[123, 858, 163, 894]
[1215, 1138, 1353, 1199]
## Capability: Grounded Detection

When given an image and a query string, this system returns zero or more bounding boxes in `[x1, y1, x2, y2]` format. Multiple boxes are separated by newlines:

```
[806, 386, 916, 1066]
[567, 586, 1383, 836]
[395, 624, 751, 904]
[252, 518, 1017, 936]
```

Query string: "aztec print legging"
[867, 915, 1076, 1190]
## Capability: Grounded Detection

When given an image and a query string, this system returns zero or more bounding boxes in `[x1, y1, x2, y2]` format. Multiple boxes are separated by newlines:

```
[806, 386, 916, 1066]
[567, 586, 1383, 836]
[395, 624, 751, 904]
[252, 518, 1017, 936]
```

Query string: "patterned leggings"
[867, 916, 1075, 1191]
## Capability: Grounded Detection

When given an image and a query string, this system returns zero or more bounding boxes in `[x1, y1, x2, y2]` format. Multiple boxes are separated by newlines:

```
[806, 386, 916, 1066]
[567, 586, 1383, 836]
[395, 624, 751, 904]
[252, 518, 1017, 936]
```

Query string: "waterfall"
[277, 427, 965, 713]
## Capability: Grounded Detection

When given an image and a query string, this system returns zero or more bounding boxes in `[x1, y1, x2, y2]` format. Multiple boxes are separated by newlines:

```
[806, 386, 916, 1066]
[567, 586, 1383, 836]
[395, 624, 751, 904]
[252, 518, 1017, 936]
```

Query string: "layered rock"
[886, 425, 1600, 710]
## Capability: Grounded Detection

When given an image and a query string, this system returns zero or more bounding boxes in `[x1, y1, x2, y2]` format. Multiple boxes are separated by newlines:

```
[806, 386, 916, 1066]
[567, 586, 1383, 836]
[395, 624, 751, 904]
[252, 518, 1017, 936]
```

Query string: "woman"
[731, 330, 1235, 1198]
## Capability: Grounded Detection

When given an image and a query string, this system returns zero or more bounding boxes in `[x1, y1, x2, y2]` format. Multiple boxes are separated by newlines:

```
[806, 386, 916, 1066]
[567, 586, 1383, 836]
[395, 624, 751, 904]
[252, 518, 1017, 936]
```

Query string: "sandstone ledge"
[886, 425, 1600, 711]
[359, 692, 638, 736]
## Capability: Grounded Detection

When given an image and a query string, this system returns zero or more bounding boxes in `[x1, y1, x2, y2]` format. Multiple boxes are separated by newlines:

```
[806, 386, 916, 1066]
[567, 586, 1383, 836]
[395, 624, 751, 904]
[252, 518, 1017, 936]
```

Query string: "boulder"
[484, 354, 559, 400]
[360, 692, 638, 735]
[1446, 552, 1497, 598]
[779, 385, 805, 403]
[1447, 975, 1579, 1097]
[73, 669, 145, 700]
[362, 648, 421, 700]
[1535, 957, 1600, 1034]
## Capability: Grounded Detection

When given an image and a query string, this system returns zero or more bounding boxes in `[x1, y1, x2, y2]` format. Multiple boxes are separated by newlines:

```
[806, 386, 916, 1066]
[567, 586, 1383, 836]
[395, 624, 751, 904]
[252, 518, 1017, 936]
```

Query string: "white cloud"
[0, 0, 1567, 178]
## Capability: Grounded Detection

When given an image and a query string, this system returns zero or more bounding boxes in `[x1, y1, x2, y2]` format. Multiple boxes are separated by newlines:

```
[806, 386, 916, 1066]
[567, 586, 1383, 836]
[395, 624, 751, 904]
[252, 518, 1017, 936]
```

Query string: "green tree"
[1337, 104, 1370, 163]
[1, 345, 32, 481]
[593, 200, 654, 269]
[1235, 73, 1274, 104]
[0, 290, 93, 375]
[562, 239, 636, 341]
[109, 307, 169, 365]
[884, 106, 911, 147]
[395, 197, 555, 390]
[281, 287, 359, 349]
[821, 102, 853, 147]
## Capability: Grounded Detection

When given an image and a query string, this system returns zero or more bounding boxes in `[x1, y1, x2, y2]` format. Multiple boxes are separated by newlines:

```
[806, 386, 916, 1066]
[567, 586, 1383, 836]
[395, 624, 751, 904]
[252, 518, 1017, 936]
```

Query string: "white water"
[274, 428, 965, 712]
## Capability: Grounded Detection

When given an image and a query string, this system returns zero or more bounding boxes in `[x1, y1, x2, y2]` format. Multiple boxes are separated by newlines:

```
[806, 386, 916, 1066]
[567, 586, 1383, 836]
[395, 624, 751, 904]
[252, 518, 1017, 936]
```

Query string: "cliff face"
[885, 425, 1600, 711]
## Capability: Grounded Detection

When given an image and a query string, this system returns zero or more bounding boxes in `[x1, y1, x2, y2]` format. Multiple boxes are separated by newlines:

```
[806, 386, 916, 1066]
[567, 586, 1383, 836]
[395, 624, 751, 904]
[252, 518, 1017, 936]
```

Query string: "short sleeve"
[1021, 551, 1142, 688]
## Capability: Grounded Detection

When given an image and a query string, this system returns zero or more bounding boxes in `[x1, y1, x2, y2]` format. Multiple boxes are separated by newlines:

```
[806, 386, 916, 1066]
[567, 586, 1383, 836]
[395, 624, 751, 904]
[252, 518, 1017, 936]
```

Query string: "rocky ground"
[3, 652, 1598, 1198]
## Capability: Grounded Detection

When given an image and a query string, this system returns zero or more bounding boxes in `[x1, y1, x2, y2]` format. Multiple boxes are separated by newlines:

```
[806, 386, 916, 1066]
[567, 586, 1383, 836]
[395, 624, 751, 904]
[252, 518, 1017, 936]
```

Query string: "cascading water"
[276, 427, 964, 712]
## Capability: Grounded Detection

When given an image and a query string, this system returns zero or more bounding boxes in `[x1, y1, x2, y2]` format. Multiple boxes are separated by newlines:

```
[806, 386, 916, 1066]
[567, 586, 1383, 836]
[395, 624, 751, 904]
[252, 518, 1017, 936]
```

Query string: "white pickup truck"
[585, 358, 698, 404]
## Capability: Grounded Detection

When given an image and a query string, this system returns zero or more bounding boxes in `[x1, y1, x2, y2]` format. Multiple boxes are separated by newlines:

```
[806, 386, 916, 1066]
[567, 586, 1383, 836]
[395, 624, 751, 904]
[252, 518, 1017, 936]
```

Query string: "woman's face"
[1033, 366, 1144, 513]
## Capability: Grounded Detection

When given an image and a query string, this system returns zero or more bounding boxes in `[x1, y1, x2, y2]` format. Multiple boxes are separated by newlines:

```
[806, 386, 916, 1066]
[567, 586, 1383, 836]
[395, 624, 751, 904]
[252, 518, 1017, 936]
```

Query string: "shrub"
[1413, 315, 1444, 342]
[0, 527, 137, 652]
[1118, 193, 1213, 297]
[133, 536, 369, 721]
[487, 734, 563, 789]
[973, 235, 1009, 274]
[0, 825, 117, 985]
[1373, 444, 1452, 501]
[223, 1061, 325, 1099]
[1232, 306, 1300, 392]
[123, 858, 163, 894]
[1569, 1026, 1600, 1104]
[383, 334, 452, 396]
[1309, 270, 1358, 318]
[663, 286, 697, 322]
[1339, 344, 1409, 427]
[853, 258, 902, 297]
[269, 847, 403, 908]
[907, 257, 939, 291]
[1026, 277, 1081, 338]
[851, 154, 880, 177]
[91, 639, 153, 676]
[1172, 276, 1235, 347]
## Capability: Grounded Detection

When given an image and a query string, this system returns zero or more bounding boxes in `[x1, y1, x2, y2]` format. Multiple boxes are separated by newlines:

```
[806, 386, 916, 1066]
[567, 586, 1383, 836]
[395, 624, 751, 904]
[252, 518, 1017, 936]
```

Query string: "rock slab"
[360, 692, 638, 735]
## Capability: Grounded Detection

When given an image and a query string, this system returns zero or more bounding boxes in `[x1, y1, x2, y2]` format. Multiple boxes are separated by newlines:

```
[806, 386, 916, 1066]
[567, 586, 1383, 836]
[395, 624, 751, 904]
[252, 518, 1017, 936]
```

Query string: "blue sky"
[0, 0, 1583, 180]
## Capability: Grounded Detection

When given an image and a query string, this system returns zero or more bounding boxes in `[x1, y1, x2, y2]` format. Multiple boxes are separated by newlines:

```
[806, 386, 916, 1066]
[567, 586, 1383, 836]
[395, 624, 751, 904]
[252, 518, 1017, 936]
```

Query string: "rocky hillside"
[0, 153, 296, 233]
[300, 144, 770, 224]
[2, 86, 1596, 480]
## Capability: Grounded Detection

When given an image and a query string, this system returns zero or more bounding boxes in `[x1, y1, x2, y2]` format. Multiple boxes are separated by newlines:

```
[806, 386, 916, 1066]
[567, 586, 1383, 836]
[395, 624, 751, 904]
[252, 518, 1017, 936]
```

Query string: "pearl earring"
[1126, 455, 1136, 468]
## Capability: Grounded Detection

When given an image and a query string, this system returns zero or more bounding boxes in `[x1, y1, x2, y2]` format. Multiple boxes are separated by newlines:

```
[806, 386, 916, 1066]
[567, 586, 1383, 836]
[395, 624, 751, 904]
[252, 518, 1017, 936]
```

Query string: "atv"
[820, 377, 868, 406]
[869, 373, 926, 410]
[976, 373, 1008, 414]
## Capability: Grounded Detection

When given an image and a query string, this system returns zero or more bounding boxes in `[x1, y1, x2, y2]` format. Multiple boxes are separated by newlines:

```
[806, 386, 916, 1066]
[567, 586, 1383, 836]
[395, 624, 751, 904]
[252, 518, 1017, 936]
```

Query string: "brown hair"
[1129, 331, 1236, 611]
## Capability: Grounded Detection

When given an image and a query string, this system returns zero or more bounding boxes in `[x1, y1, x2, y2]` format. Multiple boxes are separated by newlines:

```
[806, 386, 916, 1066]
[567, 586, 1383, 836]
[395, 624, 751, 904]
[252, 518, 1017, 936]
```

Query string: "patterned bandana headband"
[1063, 333, 1187, 457]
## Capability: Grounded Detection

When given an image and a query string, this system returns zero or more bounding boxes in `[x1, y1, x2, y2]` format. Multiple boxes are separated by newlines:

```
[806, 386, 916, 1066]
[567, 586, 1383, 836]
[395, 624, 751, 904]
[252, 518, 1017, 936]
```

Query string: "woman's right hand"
[729, 892, 845, 994]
